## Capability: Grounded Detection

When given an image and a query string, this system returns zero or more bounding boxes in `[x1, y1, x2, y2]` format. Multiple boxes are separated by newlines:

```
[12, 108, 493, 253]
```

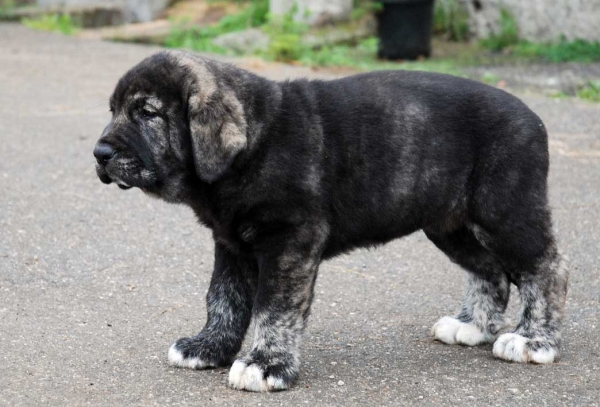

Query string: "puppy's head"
[94, 51, 248, 202]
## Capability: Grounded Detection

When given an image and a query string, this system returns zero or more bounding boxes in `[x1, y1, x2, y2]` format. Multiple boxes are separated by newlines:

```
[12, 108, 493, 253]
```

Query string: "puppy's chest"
[219, 223, 257, 252]
[199, 210, 257, 254]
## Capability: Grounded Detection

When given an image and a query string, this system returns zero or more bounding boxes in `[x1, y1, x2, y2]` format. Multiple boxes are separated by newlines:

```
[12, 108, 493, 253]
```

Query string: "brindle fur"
[94, 51, 568, 392]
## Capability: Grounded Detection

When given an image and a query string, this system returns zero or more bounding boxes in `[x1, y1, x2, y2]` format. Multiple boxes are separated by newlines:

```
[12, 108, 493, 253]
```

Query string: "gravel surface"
[1, 24, 599, 407]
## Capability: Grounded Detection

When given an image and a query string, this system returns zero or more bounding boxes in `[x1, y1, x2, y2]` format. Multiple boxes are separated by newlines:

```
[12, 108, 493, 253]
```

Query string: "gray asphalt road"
[1, 24, 599, 407]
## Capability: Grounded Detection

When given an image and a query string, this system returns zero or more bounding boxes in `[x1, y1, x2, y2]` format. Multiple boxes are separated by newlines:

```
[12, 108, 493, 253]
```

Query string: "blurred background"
[1, 0, 599, 99]
[1, 2, 600, 405]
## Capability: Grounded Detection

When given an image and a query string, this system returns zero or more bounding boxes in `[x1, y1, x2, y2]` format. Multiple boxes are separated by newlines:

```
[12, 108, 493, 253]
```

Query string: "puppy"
[94, 50, 568, 392]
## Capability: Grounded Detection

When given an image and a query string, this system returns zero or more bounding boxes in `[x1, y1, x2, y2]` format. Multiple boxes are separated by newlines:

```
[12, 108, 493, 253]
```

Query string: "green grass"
[22, 13, 79, 35]
[548, 91, 570, 99]
[480, 72, 501, 85]
[514, 38, 600, 63]
[292, 37, 461, 74]
[165, 0, 268, 53]
[477, 9, 600, 63]
[577, 81, 600, 102]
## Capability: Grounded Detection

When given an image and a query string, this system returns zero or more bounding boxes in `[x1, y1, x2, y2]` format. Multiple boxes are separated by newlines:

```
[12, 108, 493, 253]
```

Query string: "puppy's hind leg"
[468, 181, 568, 363]
[493, 245, 568, 364]
[168, 243, 257, 369]
[467, 198, 567, 363]
[469, 118, 567, 363]
[426, 227, 510, 346]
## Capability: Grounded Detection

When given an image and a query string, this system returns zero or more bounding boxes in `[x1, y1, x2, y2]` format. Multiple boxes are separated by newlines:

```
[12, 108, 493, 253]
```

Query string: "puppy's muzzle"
[94, 141, 119, 186]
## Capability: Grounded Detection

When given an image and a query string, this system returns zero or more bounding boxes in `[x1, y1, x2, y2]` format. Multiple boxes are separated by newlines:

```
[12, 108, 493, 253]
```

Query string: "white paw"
[493, 333, 557, 364]
[431, 316, 492, 346]
[167, 343, 215, 369]
[228, 360, 289, 392]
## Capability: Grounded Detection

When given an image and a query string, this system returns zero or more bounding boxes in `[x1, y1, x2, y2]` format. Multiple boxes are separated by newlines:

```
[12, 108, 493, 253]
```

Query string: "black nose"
[93, 142, 115, 165]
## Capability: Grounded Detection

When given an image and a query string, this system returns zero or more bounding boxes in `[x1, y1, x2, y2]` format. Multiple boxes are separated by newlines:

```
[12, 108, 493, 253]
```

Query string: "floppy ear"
[187, 83, 248, 183]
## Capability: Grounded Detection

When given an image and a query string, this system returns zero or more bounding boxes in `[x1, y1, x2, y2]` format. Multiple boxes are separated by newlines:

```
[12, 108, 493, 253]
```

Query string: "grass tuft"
[514, 38, 600, 63]
[479, 8, 519, 51]
[22, 13, 79, 35]
[577, 81, 600, 102]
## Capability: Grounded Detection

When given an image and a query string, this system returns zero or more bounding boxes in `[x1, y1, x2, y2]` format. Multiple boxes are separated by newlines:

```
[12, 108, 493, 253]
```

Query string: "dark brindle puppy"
[94, 50, 568, 392]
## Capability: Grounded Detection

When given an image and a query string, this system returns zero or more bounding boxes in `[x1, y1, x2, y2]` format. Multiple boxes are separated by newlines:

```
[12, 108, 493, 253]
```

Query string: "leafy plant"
[480, 8, 519, 51]
[22, 13, 79, 35]
[260, 12, 309, 62]
[433, 0, 470, 42]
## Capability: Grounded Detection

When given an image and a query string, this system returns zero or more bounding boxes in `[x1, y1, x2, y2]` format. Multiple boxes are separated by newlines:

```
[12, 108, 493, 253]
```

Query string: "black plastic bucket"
[376, 0, 435, 60]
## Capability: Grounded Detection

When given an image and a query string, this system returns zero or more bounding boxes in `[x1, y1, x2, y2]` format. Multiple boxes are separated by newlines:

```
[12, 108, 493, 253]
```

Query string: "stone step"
[78, 19, 173, 43]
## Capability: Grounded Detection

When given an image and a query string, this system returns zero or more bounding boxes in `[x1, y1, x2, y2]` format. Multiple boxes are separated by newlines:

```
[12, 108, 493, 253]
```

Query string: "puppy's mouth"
[98, 171, 113, 185]
[96, 163, 136, 191]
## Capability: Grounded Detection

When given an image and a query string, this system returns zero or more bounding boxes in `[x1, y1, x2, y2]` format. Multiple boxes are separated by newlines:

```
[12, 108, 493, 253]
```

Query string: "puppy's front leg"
[168, 243, 257, 369]
[228, 229, 324, 392]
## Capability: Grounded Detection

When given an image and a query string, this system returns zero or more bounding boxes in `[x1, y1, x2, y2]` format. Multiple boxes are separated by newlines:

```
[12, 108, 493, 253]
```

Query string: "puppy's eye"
[140, 108, 159, 120]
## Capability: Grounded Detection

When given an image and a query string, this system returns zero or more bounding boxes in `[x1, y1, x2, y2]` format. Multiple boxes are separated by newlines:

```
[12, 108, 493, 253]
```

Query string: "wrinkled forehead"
[110, 75, 172, 112]
[108, 51, 219, 112]
[109, 56, 184, 111]
[111, 90, 164, 111]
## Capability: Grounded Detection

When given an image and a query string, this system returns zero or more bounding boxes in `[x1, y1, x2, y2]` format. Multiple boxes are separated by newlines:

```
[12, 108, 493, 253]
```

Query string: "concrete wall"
[269, 0, 352, 26]
[463, 0, 600, 42]
[36, 0, 170, 23]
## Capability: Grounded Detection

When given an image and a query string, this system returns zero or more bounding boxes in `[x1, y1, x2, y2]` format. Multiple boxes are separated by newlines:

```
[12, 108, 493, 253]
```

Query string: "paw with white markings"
[168, 343, 217, 369]
[431, 316, 495, 346]
[167, 335, 234, 369]
[227, 360, 289, 392]
[493, 333, 558, 364]
[228, 353, 298, 392]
